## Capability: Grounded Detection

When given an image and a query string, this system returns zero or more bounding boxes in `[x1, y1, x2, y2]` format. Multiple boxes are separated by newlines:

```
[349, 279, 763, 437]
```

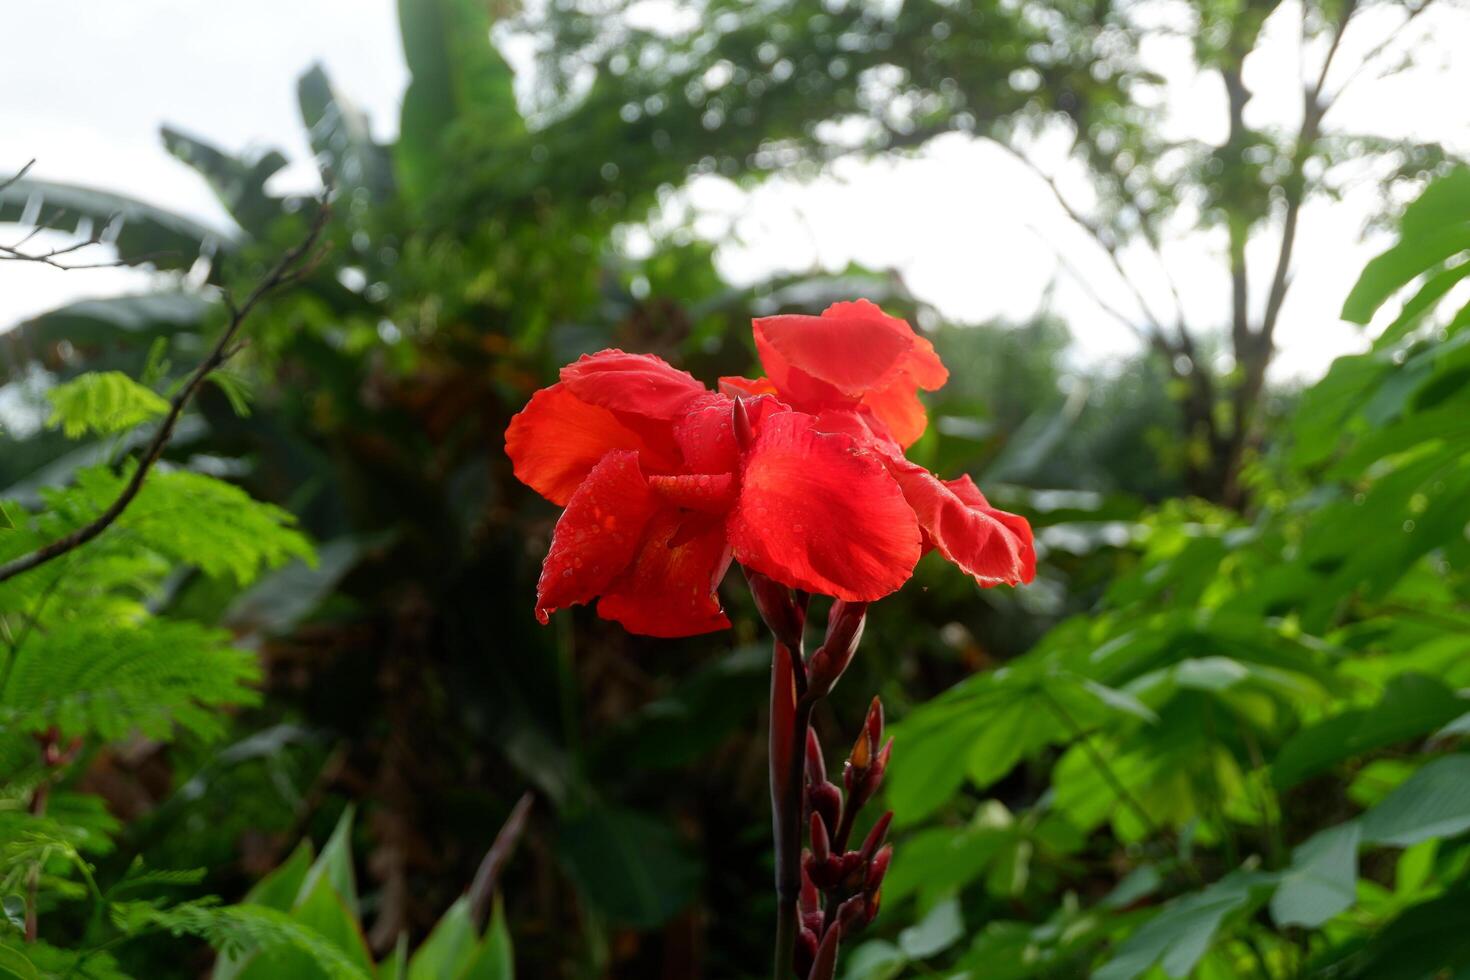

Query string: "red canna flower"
[731, 299, 1037, 589]
[505, 350, 921, 636]
[504, 301, 1035, 637]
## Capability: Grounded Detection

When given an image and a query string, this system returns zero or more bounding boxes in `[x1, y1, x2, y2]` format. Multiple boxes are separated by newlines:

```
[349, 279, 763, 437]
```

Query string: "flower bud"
[836, 893, 868, 932]
[865, 844, 893, 893]
[810, 811, 831, 864]
[805, 728, 827, 785]
[808, 780, 842, 841]
[800, 858, 821, 914]
[796, 926, 820, 979]
[844, 698, 887, 809]
[732, 396, 755, 450]
[858, 811, 893, 863]
[809, 920, 842, 980]
[744, 568, 805, 651]
[806, 601, 867, 700]
[865, 889, 882, 927]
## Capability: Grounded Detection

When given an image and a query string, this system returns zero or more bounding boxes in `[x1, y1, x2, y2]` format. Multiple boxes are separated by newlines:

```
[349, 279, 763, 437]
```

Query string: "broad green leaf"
[213, 843, 314, 980]
[1101, 865, 1163, 910]
[1361, 755, 1470, 847]
[842, 940, 907, 980]
[897, 896, 964, 960]
[1270, 821, 1361, 928]
[298, 65, 395, 202]
[1340, 880, 1470, 979]
[247, 841, 317, 912]
[10, 292, 213, 352]
[1094, 871, 1274, 980]
[379, 936, 408, 980]
[1342, 169, 1470, 324]
[1273, 674, 1469, 789]
[46, 370, 169, 439]
[162, 126, 288, 235]
[408, 897, 476, 980]
[0, 178, 231, 271]
[297, 806, 360, 919]
[395, 0, 522, 208]
[460, 897, 514, 980]
[0, 944, 38, 980]
[0, 503, 12, 531]
[556, 807, 699, 929]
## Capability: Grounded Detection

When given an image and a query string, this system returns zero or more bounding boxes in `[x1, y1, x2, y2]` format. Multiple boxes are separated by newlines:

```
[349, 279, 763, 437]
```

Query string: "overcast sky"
[3, 0, 1467, 380]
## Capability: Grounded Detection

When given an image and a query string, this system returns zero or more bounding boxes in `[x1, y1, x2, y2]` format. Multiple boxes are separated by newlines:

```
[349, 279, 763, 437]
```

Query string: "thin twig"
[993, 139, 1175, 347]
[0, 201, 331, 586]
[1041, 688, 1204, 883]
[467, 791, 535, 928]
[0, 159, 35, 197]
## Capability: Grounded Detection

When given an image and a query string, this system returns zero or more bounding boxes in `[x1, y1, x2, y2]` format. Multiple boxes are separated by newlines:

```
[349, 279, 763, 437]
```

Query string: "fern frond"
[48, 465, 314, 585]
[111, 860, 208, 895]
[46, 372, 169, 439]
[112, 899, 371, 980]
[3, 939, 133, 980]
[0, 619, 259, 742]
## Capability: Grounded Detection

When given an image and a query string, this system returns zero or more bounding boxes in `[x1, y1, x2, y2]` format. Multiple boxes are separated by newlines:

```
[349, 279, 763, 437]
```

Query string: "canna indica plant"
[506, 299, 1034, 978]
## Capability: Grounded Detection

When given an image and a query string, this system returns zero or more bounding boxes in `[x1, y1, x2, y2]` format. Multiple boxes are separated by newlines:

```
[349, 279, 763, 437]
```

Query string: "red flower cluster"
[505, 300, 1035, 636]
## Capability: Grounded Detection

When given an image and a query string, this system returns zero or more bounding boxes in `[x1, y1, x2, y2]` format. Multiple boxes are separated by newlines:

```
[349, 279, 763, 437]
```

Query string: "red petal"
[675, 398, 741, 474]
[751, 302, 949, 447]
[861, 375, 929, 449]
[901, 331, 948, 390]
[649, 473, 737, 513]
[675, 393, 792, 473]
[560, 349, 710, 420]
[506, 384, 680, 506]
[729, 412, 920, 600]
[886, 463, 1036, 586]
[754, 303, 914, 398]
[598, 510, 733, 637]
[718, 376, 778, 399]
[535, 451, 660, 623]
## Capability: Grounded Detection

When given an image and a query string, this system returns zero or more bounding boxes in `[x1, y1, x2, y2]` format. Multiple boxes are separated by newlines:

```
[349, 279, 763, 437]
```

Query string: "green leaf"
[395, 0, 522, 208]
[0, 944, 39, 980]
[459, 897, 514, 980]
[0, 619, 259, 742]
[297, 807, 359, 920]
[10, 292, 213, 353]
[1342, 169, 1470, 324]
[1273, 674, 1470, 789]
[298, 65, 395, 202]
[162, 126, 288, 236]
[1094, 871, 1274, 980]
[408, 897, 476, 980]
[841, 940, 907, 980]
[0, 503, 13, 531]
[46, 370, 170, 439]
[897, 896, 964, 960]
[1340, 879, 1470, 979]
[1269, 821, 1361, 928]
[0, 178, 232, 272]
[1361, 754, 1470, 847]
[556, 807, 699, 929]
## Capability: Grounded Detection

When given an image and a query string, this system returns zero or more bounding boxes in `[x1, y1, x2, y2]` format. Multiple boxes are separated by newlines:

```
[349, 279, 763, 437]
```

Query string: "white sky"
[2, 0, 1467, 381]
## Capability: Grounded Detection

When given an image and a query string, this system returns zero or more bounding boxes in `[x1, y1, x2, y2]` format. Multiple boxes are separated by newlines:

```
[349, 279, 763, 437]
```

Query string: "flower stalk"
[751, 571, 892, 980]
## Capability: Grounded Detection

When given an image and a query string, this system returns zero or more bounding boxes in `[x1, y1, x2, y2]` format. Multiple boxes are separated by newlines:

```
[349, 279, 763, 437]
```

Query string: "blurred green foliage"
[1, 0, 1466, 977]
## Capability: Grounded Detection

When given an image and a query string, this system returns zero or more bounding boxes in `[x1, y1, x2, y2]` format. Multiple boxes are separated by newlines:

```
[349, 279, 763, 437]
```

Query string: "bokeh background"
[4, 0, 1470, 977]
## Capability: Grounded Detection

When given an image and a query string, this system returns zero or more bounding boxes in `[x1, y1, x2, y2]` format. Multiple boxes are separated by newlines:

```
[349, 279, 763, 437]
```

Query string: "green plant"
[863, 168, 1470, 978]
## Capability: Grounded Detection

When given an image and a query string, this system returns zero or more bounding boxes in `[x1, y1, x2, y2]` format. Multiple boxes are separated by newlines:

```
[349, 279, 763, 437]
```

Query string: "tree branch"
[0, 201, 331, 586]
[1260, 0, 1358, 345]
[0, 159, 35, 197]
[995, 140, 1176, 348]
